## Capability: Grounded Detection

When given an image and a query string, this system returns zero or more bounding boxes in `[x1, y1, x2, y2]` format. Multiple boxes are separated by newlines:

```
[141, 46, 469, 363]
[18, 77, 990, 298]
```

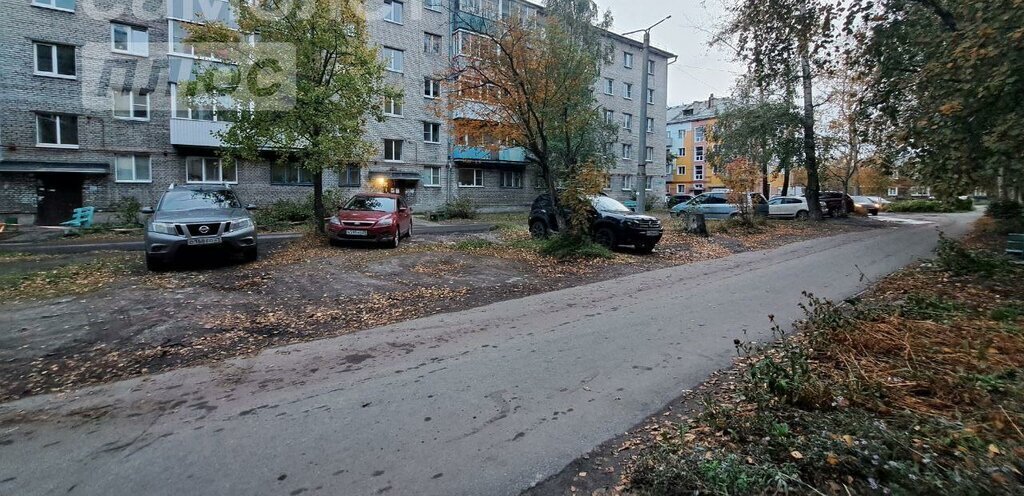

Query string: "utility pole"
[625, 16, 670, 214]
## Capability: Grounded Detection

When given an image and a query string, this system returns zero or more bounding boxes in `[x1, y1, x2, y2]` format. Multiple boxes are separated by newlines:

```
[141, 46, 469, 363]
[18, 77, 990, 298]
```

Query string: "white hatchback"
[768, 196, 813, 220]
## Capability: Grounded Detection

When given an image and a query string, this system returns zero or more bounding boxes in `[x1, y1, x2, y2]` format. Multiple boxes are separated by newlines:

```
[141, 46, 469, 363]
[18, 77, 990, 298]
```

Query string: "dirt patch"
[0, 219, 875, 402]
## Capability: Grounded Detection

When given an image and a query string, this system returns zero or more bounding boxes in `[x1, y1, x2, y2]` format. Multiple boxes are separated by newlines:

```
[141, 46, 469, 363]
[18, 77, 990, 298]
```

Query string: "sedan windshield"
[590, 196, 631, 213]
[159, 190, 240, 211]
[344, 196, 397, 213]
[852, 196, 874, 204]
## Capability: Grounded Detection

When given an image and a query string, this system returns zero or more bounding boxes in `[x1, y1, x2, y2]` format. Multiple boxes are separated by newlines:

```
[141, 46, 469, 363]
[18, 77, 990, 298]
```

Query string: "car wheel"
[871, 211, 879, 216]
[795, 210, 809, 221]
[329, 238, 342, 247]
[405, 222, 413, 239]
[389, 230, 401, 249]
[634, 243, 655, 254]
[243, 246, 258, 263]
[146, 254, 168, 272]
[594, 228, 615, 249]
[529, 220, 549, 239]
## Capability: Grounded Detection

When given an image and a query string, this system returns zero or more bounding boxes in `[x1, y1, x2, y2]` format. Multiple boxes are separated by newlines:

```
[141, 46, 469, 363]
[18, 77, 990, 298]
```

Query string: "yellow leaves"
[938, 101, 963, 116]
[826, 453, 839, 466]
[842, 434, 855, 447]
[790, 450, 804, 460]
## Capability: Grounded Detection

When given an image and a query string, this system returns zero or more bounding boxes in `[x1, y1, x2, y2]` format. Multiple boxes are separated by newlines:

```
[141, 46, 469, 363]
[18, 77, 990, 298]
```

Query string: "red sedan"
[327, 193, 413, 248]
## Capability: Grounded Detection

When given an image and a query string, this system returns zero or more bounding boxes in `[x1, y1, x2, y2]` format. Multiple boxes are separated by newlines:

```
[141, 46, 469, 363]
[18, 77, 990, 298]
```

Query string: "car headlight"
[329, 216, 342, 226]
[376, 217, 394, 227]
[149, 222, 178, 235]
[230, 218, 253, 232]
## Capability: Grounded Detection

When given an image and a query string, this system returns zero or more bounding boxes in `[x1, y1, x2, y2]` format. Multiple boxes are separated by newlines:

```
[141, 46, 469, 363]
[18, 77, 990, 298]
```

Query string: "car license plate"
[187, 237, 222, 246]
[345, 230, 367, 236]
[645, 230, 661, 236]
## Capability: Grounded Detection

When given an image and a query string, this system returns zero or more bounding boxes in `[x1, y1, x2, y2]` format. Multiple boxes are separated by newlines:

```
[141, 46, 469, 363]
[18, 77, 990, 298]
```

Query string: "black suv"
[528, 194, 663, 253]
[814, 191, 856, 217]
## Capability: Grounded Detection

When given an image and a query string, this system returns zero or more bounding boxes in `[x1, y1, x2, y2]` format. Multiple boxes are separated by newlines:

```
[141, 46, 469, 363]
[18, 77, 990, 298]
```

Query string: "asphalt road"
[0, 212, 978, 496]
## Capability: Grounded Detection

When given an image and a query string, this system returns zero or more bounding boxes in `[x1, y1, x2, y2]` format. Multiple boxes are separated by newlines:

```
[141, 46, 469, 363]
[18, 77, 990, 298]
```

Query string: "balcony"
[453, 146, 528, 163]
[170, 118, 229, 147]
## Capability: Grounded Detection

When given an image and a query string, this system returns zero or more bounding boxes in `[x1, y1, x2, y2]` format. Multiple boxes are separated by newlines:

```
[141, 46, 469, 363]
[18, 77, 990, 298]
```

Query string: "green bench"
[60, 207, 95, 228]
[1008, 233, 1024, 259]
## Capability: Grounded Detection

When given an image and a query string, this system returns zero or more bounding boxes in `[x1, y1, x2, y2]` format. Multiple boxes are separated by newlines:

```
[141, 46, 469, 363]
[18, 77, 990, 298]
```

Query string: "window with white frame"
[34, 42, 76, 78]
[645, 146, 654, 163]
[186, 157, 236, 183]
[646, 88, 654, 104]
[676, 184, 685, 194]
[171, 83, 234, 121]
[622, 113, 632, 131]
[646, 117, 654, 133]
[500, 170, 523, 188]
[424, 77, 441, 98]
[32, 0, 74, 11]
[384, 139, 403, 161]
[622, 174, 634, 191]
[423, 166, 441, 186]
[423, 32, 441, 54]
[111, 23, 148, 56]
[340, 165, 361, 186]
[114, 154, 151, 183]
[169, 20, 215, 58]
[678, 129, 685, 139]
[677, 166, 685, 175]
[695, 145, 704, 162]
[424, 0, 442, 11]
[602, 109, 614, 124]
[623, 52, 633, 68]
[384, 0, 404, 24]
[694, 164, 704, 180]
[603, 78, 613, 95]
[458, 168, 483, 187]
[271, 163, 313, 185]
[113, 90, 149, 120]
[678, 147, 685, 156]
[383, 95, 403, 116]
[382, 46, 404, 72]
[423, 122, 441, 143]
[888, 187, 899, 196]
[623, 82, 633, 99]
[621, 144, 633, 160]
[603, 175, 612, 190]
[694, 125, 706, 142]
[36, 113, 78, 147]
[647, 59, 655, 75]
[645, 176, 653, 190]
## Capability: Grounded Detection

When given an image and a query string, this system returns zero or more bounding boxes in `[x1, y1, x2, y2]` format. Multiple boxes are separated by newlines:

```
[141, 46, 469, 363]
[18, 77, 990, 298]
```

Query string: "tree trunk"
[313, 170, 326, 234]
[800, 53, 823, 220]
[781, 167, 791, 196]
[543, 164, 565, 232]
[761, 160, 770, 198]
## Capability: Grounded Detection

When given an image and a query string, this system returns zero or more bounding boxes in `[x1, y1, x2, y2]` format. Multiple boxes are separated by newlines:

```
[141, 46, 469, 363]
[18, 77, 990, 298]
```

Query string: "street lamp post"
[624, 15, 670, 215]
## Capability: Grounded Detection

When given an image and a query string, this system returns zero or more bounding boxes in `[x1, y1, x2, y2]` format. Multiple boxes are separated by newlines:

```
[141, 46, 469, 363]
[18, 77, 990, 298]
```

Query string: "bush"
[950, 196, 974, 211]
[934, 234, 1007, 276]
[888, 200, 954, 213]
[538, 234, 613, 260]
[110, 196, 142, 227]
[986, 199, 1023, 220]
[254, 198, 309, 229]
[440, 197, 478, 220]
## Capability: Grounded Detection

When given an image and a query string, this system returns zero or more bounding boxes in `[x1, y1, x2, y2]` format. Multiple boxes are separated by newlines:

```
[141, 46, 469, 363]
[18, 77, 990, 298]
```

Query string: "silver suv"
[142, 185, 258, 271]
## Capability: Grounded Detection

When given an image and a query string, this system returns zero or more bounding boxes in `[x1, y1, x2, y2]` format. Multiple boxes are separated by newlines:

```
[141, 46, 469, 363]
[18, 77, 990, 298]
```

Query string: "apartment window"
[603, 78, 614, 95]
[500, 170, 523, 188]
[186, 157, 236, 184]
[646, 88, 654, 104]
[423, 167, 441, 186]
[113, 90, 150, 120]
[384, 139, 403, 161]
[424, 77, 441, 98]
[340, 165, 361, 186]
[646, 117, 654, 134]
[647, 59, 655, 75]
[645, 146, 654, 163]
[677, 166, 686, 176]
[695, 146, 705, 162]
[694, 125, 706, 142]
[676, 184, 685, 194]
[271, 163, 313, 185]
[32, 0, 74, 12]
[603, 109, 614, 124]
[111, 23, 148, 56]
[171, 84, 234, 121]
[645, 176, 653, 191]
[384, 0, 403, 24]
[36, 113, 78, 148]
[678, 129, 685, 139]
[382, 46, 404, 72]
[423, 122, 441, 143]
[888, 187, 899, 196]
[458, 168, 484, 187]
[423, 32, 442, 54]
[114, 155, 151, 183]
[694, 164, 704, 180]
[603, 175, 612, 190]
[623, 82, 633, 99]
[383, 96, 403, 116]
[34, 42, 76, 78]
[622, 113, 632, 131]
[678, 147, 685, 156]
[424, 0, 442, 11]
[622, 174, 634, 191]
[621, 144, 633, 160]
[623, 52, 633, 68]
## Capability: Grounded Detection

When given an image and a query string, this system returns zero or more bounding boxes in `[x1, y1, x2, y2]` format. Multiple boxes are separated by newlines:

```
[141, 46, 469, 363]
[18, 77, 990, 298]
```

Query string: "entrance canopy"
[368, 170, 422, 182]
[0, 161, 109, 174]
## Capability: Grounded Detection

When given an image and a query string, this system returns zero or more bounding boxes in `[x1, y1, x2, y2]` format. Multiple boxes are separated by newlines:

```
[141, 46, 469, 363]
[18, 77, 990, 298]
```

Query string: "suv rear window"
[159, 189, 240, 211]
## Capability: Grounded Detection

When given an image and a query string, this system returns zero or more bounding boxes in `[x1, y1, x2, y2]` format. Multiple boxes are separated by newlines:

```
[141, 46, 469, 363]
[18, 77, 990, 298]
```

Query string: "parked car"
[528, 194, 663, 253]
[866, 196, 891, 211]
[327, 193, 413, 248]
[807, 191, 855, 217]
[851, 195, 881, 216]
[667, 194, 693, 208]
[767, 196, 820, 220]
[670, 192, 769, 219]
[142, 184, 258, 271]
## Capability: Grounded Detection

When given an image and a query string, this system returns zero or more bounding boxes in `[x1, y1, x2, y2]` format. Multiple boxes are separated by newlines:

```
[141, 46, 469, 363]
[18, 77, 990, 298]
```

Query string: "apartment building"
[0, 0, 672, 225]
[665, 95, 732, 197]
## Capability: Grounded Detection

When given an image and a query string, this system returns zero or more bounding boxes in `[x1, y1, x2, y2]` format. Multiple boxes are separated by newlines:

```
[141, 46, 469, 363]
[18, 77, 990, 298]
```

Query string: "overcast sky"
[593, 0, 743, 106]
